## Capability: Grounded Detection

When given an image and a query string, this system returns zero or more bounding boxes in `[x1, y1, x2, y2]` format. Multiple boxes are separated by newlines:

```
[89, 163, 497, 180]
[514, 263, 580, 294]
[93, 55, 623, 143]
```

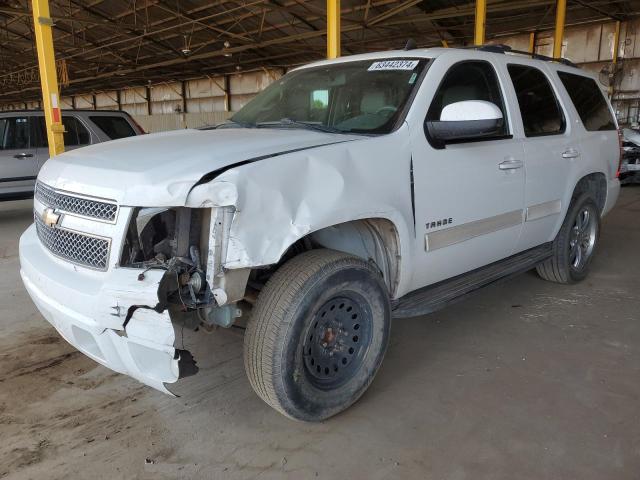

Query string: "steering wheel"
[375, 105, 398, 116]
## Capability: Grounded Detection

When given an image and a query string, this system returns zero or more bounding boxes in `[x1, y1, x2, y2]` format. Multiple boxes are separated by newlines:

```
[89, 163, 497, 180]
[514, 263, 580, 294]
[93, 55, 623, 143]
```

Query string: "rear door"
[505, 63, 573, 252]
[32, 114, 94, 172]
[0, 115, 38, 198]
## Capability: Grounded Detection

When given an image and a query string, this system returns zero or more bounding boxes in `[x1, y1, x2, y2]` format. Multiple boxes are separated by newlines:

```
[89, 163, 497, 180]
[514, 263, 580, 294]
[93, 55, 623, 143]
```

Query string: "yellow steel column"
[327, 0, 340, 59]
[553, 0, 567, 59]
[529, 31, 536, 54]
[612, 20, 621, 64]
[474, 0, 486, 45]
[610, 20, 622, 97]
[32, 0, 64, 157]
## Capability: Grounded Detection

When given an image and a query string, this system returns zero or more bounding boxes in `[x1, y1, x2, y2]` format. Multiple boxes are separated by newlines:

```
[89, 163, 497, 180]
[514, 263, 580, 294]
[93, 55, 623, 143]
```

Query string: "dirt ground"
[1, 187, 639, 480]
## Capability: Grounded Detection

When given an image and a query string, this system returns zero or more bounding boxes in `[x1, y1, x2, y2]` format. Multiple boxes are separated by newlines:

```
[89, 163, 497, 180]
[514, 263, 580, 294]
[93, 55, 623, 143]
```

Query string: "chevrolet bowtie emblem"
[42, 208, 61, 228]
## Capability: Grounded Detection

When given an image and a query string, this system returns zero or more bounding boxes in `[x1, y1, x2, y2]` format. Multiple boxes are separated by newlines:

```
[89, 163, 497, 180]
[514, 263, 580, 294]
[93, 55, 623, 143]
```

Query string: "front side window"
[557, 72, 616, 131]
[507, 64, 565, 137]
[0, 117, 29, 150]
[230, 58, 429, 134]
[90, 115, 136, 140]
[427, 60, 508, 137]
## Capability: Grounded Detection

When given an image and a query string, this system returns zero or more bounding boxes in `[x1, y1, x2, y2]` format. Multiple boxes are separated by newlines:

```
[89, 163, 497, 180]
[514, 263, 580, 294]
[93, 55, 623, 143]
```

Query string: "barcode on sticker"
[368, 60, 419, 71]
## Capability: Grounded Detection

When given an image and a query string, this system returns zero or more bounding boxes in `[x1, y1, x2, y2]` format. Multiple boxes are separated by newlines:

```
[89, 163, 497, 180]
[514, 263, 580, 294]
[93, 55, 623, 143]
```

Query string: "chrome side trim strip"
[425, 209, 523, 252]
[525, 200, 562, 222]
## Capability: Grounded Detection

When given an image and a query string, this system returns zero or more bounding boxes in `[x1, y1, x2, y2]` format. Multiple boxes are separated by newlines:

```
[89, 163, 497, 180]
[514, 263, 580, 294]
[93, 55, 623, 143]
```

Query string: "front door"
[409, 58, 525, 288]
[0, 116, 38, 198]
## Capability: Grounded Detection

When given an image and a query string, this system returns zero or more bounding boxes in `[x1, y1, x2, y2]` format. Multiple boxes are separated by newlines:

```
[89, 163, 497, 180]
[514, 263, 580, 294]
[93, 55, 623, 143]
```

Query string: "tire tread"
[243, 249, 374, 418]
[536, 193, 599, 284]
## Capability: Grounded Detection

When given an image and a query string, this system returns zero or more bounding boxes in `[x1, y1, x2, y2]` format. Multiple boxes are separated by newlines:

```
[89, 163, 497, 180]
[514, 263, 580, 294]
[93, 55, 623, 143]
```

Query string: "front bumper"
[19, 223, 183, 394]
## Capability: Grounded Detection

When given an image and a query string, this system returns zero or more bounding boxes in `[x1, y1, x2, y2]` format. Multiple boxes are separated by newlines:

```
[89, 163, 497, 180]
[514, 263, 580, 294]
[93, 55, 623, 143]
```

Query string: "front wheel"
[243, 249, 391, 421]
[536, 193, 600, 284]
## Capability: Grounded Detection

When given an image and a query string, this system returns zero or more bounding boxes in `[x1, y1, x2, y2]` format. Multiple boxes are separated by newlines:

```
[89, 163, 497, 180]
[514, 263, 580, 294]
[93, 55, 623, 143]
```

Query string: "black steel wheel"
[243, 249, 391, 422]
[302, 294, 372, 390]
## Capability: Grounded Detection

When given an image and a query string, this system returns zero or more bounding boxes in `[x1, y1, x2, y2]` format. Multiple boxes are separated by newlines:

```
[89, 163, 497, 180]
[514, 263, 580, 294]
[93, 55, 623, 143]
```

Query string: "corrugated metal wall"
[132, 111, 233, 132]
[0, 69, 281, 133]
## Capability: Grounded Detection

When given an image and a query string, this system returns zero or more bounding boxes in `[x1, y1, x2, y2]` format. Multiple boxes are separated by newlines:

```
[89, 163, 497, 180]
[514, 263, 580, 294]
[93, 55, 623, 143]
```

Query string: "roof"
[298, 45, 584, 72]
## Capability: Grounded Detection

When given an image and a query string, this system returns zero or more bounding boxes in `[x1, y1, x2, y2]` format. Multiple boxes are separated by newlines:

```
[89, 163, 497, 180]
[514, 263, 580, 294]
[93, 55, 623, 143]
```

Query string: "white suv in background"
[20, 46, 620, 421]
[0, 110, 142, 201]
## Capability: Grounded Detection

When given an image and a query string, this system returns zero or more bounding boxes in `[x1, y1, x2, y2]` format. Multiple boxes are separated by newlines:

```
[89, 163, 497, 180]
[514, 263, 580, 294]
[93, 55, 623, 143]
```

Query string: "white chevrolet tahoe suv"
[20, 46, 620, 421]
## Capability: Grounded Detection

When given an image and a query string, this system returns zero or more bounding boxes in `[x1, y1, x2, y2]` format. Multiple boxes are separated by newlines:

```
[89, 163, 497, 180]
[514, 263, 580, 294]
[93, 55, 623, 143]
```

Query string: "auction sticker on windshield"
[368, 60, 419, 71]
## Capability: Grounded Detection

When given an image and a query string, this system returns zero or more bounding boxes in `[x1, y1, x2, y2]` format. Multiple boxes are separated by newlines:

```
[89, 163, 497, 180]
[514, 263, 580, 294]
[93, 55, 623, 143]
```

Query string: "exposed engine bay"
[119, 206, 247, 332]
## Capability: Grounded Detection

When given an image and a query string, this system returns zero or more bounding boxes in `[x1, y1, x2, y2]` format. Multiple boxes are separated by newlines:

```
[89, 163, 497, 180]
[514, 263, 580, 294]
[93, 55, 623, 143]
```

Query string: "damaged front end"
[120, 203, 249, 325]
[20, 179, 252, 395]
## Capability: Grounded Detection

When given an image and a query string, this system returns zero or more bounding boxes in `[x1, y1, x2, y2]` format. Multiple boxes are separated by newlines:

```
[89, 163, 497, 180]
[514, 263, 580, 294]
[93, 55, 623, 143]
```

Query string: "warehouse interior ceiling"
[1, 0, 639, 104]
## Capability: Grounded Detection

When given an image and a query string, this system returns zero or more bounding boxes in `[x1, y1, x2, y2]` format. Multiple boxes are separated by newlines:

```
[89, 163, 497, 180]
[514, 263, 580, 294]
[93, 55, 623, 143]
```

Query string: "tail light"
[617, 128, 623, 178]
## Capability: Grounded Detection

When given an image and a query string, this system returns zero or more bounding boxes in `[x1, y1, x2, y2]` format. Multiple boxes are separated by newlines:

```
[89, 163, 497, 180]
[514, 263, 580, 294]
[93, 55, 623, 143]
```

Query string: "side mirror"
[426, 100, 504, 146]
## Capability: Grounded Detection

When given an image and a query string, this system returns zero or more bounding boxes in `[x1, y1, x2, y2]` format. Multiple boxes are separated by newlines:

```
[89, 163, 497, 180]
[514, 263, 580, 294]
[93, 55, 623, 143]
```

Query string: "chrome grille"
[35, 214, 110, 270]
[35, 181, 118, 222]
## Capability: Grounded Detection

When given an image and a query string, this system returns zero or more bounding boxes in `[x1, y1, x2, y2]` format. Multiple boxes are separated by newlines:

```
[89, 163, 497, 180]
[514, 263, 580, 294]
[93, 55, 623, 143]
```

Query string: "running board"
[392, 242, 553, 319]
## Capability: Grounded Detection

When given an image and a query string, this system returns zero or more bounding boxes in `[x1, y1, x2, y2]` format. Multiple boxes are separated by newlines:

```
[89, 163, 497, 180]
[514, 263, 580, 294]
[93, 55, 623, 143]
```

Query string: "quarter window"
[557, 72, 616, 131]
[507, 64, 565, 137]
[89, 115, 136, 140]
[427, 60, 508, 136]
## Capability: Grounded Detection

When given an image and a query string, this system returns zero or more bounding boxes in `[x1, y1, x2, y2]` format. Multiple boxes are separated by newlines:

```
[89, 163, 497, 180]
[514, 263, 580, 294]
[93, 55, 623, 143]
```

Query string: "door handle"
[562, 148, 580, 159]
[499, 159, 524, 170]
[13, 153, 34, 159]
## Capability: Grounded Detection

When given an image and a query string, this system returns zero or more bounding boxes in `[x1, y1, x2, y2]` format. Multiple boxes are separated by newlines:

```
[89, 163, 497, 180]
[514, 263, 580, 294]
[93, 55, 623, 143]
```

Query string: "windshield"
[229, 58, 428, 134]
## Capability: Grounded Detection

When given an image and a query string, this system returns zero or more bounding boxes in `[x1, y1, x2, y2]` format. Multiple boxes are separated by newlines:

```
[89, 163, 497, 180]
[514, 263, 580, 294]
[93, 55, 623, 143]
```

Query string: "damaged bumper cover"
[19, 224, 196, 394]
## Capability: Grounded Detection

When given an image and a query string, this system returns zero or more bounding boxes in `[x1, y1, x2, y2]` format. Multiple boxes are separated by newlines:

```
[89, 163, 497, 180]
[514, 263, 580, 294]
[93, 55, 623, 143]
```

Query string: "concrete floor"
[1, 187, 639, 480]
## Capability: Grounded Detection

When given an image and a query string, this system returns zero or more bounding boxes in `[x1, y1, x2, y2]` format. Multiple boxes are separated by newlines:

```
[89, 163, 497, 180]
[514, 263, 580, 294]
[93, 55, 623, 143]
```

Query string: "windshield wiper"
[256, 118, 345, 134]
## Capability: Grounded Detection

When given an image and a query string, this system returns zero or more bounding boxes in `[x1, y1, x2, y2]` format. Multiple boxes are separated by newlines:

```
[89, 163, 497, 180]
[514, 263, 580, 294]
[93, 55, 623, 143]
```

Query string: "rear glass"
[90, 115, 136, 139]
[557, 72, 616, 131]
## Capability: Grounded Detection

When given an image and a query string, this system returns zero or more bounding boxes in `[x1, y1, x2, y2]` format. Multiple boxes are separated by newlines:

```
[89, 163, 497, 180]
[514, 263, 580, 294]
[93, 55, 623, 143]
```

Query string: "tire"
[536, 193, 600, 284]
[243, 249, 391, 421]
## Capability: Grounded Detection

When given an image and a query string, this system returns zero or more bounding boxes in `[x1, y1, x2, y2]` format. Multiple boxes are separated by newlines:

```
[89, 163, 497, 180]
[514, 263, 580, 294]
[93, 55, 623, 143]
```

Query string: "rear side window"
[507, 64, 565, 137]
[557, 72, 616, 131]
[428, 60, 508, 136]
[33, 116, 91, 147]
[62, 116, 91, 145]
[0, 117, 30, 150]
[89, 115, 136, 140]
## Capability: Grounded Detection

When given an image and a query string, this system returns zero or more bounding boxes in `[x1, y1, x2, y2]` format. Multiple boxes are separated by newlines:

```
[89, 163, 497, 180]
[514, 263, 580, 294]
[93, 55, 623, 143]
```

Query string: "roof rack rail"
[463, 44, 579, 68]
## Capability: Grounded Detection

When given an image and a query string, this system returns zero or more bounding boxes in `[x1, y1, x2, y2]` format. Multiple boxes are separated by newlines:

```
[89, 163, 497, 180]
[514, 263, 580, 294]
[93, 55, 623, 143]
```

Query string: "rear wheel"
[536, 193, 600, 284]
[243, 249, 391, 421]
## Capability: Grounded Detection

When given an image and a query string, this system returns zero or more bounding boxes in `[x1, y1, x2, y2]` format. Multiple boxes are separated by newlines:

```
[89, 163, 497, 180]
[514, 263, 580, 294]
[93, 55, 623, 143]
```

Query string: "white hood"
[38, 127, 359, 206]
